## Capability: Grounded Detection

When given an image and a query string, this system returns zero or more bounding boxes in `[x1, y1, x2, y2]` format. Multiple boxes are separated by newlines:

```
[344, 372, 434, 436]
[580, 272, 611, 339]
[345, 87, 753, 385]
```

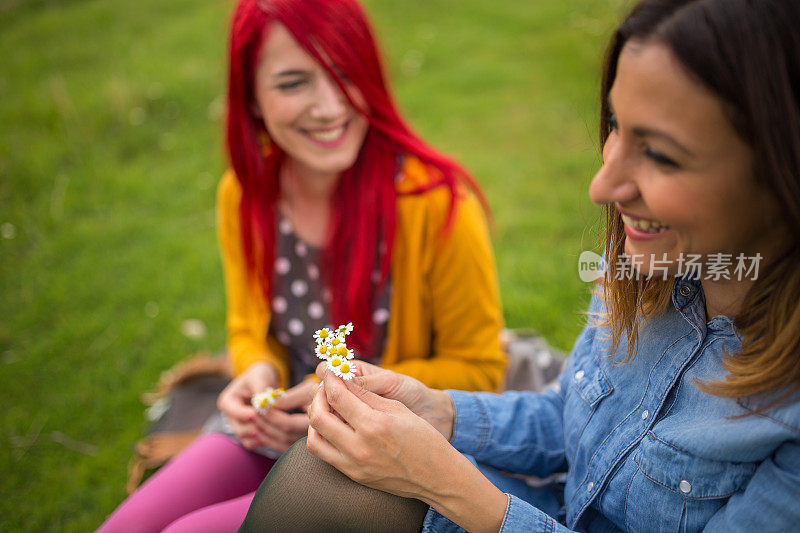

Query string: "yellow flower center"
[332, 338, 340, 346]
[331, 357, 342, 367]
[337, 345, 348, 356]
[340, 363, 350, 374]
[270, 390, 279, 398]
[319, 345, 327, 354]
[319, 330, 328, 339]
[259, 398, 268, 408]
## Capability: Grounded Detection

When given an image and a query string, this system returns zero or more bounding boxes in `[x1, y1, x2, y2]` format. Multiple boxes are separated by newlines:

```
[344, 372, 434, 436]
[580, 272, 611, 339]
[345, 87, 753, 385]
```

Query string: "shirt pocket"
[626, 432, 755, 532]
[564, 355, 613, 460]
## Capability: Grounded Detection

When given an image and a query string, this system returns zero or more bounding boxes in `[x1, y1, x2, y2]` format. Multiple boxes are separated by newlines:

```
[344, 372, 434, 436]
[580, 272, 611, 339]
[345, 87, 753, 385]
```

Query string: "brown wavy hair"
[598, 0, 800, 411]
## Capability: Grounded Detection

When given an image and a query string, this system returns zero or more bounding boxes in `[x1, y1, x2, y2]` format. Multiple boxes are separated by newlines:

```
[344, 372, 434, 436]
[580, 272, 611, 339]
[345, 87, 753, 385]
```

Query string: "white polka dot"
[288, 318, 304, 336]
[295, 242, 307, 258]
[373, 308, 390, 324]
[291, 279, 308, 297]
[279, 218, 292, 235]
[536, 351, 553, 368]
[277, 331, 291, 345]
[308, 301, 324, 319]
[322, 288, 332, 302]
[275, 257, 291, 275]
[272, 296, 288, 314]
[307, 264, 319, 280]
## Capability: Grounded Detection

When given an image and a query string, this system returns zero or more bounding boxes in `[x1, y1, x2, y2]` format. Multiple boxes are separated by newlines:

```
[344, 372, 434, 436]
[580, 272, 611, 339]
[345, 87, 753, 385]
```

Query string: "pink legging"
[97, 433, 276, 533]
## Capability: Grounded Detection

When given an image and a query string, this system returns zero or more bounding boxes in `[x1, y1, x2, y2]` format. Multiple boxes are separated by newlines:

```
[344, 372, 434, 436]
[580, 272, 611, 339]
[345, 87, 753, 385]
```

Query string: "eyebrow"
[272, 69, 309, 79]
[607, 95, 694, 157]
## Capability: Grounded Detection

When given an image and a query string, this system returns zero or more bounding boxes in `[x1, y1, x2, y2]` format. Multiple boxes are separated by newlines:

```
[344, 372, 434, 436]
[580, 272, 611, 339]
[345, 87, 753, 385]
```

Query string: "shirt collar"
[672, 276, 740, 340]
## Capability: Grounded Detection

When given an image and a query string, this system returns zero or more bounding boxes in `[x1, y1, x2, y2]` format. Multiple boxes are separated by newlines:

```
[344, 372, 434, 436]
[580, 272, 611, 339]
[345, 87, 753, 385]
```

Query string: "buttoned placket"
[568, 281, 708, 529]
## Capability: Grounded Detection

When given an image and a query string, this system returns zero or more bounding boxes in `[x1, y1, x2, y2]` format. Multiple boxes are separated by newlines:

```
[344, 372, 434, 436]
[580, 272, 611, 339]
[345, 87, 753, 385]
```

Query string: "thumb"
[273, 382, 312, 410]
[350, 370, 403, 400]
[344, 377, 399, 412]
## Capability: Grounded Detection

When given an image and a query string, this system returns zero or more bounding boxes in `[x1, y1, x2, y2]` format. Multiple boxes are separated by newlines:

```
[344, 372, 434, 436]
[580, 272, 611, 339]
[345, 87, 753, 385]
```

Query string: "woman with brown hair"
[242, 0, 800, 530]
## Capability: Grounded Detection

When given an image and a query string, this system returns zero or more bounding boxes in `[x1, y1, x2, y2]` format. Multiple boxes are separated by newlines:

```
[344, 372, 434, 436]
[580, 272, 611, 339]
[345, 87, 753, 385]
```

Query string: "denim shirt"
[445, 279, 800, 532]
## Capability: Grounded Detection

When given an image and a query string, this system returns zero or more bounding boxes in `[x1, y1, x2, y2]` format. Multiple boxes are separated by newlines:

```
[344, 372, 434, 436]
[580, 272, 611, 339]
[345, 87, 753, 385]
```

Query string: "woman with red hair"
[98, 0, 504, 530]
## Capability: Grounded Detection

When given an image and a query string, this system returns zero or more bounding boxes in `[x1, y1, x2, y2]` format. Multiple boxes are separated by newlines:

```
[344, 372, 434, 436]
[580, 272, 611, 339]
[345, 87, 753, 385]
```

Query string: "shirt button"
[575, 370, 585, 381]
[641, 410, 649, 420]
[679, 285, 692, 297]
[587, 481, 594, 492]
[679, 480, 692, 494]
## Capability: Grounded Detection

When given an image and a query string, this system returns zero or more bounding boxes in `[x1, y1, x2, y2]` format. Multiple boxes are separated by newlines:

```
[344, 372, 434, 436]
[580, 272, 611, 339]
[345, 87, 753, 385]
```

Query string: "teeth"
[309, 127, 345, 142]
[621, 214, 669, 233]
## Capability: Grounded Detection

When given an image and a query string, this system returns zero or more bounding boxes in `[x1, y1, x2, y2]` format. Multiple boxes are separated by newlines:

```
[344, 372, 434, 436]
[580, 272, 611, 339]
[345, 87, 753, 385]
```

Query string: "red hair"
[226, 0, 488, 353]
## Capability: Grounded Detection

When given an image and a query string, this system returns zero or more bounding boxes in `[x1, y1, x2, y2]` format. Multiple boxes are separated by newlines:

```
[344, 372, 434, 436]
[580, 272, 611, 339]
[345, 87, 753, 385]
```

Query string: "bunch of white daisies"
[314, 322, 358, 380]
[251, 387, 285, 414]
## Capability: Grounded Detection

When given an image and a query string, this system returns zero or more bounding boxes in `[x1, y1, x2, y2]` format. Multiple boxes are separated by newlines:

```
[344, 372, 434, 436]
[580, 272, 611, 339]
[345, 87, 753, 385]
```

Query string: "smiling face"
[589, 41, 784, 278]
[253, 23, 369, 181]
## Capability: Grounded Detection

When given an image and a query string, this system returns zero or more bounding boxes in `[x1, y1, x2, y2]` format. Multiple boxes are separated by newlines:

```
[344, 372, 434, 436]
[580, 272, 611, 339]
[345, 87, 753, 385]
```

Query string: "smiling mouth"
[621, 213, 670, 233]
[304, 122, 348, 144]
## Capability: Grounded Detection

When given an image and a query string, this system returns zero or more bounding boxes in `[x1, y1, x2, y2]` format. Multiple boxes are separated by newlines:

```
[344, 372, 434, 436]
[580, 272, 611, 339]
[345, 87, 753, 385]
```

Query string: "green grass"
[0, 0, 629, 529]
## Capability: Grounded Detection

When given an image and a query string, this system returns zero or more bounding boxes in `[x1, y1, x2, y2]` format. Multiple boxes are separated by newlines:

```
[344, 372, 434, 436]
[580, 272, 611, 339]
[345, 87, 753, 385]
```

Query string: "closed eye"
[644, 147, 679, 168]
[276, 79, 306, 91]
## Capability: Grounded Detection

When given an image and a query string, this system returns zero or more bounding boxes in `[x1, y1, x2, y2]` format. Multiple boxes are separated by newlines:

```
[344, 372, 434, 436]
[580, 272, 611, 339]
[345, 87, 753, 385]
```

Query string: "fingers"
[259, 410, 309, 437]
[308, 381, 358, 447]
[349, 359, 382, 376]
[218, 386, 257, 423]
[229, 415, 294, 451]
[320, 373, 382, 431]
[306, 425, 349, 468]
[350, 370, 403, 399]
[344, 378, 400, 412]
[274, 379, 315, 411]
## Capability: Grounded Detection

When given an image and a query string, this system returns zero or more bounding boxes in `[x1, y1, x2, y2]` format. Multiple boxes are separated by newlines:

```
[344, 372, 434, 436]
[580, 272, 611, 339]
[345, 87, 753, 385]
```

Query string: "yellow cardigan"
[217, 156, 506, 392]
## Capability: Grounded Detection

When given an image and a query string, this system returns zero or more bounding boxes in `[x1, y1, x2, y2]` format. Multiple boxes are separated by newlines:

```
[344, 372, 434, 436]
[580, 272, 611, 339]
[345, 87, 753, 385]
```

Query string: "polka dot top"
[269, 214, 392, 386]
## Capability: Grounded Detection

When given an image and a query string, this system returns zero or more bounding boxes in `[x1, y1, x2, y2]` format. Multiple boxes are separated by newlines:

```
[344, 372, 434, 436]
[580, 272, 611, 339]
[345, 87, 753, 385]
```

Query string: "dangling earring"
[258, 128, 272, 158]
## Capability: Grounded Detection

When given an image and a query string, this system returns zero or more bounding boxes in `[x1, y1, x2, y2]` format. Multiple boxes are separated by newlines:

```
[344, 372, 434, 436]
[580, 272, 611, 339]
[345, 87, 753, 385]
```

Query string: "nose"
[588, 131, 640, 206]
[309, 75, 347, 121]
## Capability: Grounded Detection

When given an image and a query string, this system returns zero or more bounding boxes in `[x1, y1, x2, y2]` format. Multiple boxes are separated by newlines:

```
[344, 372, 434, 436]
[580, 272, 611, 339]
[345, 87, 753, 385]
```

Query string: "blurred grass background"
[0, 0, 629, 529]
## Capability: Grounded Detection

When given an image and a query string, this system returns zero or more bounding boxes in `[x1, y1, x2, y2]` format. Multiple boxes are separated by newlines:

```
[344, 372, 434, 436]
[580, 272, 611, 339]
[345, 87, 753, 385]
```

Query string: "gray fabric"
[501, 330, 566, 392]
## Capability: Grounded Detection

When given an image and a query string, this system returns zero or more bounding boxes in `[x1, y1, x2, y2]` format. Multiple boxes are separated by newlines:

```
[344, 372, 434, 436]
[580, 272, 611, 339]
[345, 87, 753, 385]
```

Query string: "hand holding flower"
[307, 370, 507, 533]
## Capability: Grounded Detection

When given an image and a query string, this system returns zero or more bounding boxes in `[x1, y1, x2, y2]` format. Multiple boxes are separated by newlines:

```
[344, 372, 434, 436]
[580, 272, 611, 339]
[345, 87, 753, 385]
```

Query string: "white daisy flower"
[315, 343, 332, 360]
[333, 361, 357, 380]
[251, 392, 270, 412]
[313, 328, 333, 345]
[330, 335, 344, 347]
[334, 344, 354, 360]
[336, 322, 354, 336]
[326, 355, 344, 372]
[251, 387, 285, 414]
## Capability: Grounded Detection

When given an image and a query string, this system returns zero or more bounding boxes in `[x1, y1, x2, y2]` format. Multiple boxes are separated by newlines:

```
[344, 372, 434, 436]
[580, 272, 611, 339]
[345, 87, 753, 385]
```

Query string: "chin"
[316, 155, 359, 175]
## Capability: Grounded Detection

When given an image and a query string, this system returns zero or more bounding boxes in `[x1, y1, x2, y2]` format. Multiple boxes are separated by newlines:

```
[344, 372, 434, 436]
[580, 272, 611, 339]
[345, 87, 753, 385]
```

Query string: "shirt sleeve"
[444, 293, 601, 476]
[423, 493, 580, 532]
[703, 438, 800, 532]
[499, 494, 580, 532]
[217, 171, 291, 385]
[383, 188, 506, 392]
[446, 388, 568, 478]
